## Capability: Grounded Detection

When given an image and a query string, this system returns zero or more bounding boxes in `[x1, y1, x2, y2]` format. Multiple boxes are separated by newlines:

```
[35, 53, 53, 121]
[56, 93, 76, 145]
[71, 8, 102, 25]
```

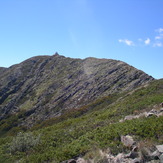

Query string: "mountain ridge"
[1, 54, 163, 163]
[0, 54, 154, 128]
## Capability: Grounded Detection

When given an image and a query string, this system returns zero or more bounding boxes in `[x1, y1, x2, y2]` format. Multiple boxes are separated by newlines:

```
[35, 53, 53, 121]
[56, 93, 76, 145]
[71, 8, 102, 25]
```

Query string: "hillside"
[0, 78, 162, 162]
[0, 54, 153, 129]
[1, 54, 163, 163]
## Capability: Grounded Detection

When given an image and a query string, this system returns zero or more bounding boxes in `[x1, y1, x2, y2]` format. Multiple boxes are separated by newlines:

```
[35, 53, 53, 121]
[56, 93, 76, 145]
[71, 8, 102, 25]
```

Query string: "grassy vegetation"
[0, 79, 163, 162]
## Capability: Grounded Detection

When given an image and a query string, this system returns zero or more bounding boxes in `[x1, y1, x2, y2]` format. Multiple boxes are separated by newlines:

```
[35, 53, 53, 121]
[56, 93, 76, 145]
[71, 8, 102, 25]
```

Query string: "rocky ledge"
[120, 107, 163, 123]
[64, 135, 163, 163]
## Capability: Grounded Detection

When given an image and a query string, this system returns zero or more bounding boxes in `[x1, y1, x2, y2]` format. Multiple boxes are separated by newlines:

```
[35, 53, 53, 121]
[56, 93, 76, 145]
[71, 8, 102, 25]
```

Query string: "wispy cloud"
[153, 42, 163, 47]
[144, 38, 150, 45]
[118, 28, 163, 47]
[153, 28, 163, 47]
[155, 36, 162, 40]
[68, 29, 79, 48]
[118, 39, 134, 46]
[155, 28, 163, 40]
[156, 28, 163, 33]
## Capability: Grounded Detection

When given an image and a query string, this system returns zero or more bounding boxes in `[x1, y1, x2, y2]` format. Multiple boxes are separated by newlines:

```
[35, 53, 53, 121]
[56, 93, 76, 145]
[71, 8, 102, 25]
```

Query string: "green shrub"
[9, 132, 40, 154]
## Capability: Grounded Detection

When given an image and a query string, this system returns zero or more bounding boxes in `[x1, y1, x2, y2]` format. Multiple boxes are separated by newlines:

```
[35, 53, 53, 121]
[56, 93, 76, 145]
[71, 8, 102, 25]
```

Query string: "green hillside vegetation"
[0, 79, 163, 162]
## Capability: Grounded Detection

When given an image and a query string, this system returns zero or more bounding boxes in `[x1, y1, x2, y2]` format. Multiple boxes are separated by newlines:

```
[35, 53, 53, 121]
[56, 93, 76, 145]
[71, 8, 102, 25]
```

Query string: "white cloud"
[157, 28, 163, 33]
[153, 28, 163, 46]
[155, 28, 163, 40]
[144, 38, 150, 45]
[153, 42, 163, 47]
[118, 39, 134, 46]
[118, 28, 163, 48]
[155, 36, 162, 40]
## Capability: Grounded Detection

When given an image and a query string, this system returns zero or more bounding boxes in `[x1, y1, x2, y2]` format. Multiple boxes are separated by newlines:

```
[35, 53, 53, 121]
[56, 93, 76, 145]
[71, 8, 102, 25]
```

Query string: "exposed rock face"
[76, 158, 86, 163]
[120, 107, 163, 123]
[121, 135, 136, 148]
[0, 54, 154, 127]
[160, 154, 163, 163]
[67, 159, 76, 163]
[156, 145, 163, 153]
[73, 141, 163, 163]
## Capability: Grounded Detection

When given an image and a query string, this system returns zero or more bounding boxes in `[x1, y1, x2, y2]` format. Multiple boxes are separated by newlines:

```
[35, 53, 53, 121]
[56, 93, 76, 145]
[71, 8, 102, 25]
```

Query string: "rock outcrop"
[65, 136, 163, 163]
[120, 107, 163, 123]
[121, 135, 136, 148]
[0, 54, 154, 127]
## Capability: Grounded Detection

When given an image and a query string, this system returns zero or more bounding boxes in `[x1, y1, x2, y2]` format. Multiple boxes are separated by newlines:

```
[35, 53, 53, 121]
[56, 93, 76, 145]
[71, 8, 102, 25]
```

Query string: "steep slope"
[0, 78, 162, 163]
[0, 54, 154, 128]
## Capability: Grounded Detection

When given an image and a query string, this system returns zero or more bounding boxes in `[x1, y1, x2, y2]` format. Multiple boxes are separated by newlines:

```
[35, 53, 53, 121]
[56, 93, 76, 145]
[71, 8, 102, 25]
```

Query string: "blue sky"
[0, 0, 163, 79]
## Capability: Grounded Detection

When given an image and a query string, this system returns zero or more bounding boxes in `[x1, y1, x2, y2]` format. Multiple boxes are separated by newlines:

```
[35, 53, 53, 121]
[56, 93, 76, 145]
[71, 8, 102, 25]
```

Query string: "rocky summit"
[0, 53, 153, 127]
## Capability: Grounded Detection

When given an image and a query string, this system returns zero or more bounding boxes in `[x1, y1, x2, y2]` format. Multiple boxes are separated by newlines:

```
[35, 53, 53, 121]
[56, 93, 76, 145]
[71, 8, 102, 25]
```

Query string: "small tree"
[9, 132, 40, 154]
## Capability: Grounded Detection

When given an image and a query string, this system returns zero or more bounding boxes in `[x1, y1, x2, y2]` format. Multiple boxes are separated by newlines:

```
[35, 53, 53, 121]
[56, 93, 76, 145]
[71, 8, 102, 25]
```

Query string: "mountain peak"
[53, 52, 60, 56]
[0, 55, 154, 127]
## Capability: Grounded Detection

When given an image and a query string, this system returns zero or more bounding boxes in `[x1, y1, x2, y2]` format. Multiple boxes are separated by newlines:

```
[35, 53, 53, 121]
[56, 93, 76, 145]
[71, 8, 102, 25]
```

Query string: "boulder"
[113, 153, 125, 163]
[156, 145, 163, 153]
[68, 159, 76, 163]
[125, 151, 139, 159]
[160, 102, 163, 107]
[159, 154, 163, 163]
[146, 160, 160, 163]
[148, 150, 160, 160]
[106, 154, 114, 162]
[132, 146, 138, 152]
[124, 115, 135, 121]
[145, 109, 159, 117]
[151, 109, 157, 113]
[76, 158, 87, 163]
[133, 158, 142, 163]
[138, 112, 146, 118]
[157, 112, 163, 117]
[121, 135, 135, 148]
[119, 119, 124, 123]
[146, 112, 155, 117]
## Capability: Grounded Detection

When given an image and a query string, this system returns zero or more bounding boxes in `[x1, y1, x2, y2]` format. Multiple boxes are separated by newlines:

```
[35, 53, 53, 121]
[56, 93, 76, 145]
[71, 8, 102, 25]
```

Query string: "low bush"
[9, 132, 40, 154]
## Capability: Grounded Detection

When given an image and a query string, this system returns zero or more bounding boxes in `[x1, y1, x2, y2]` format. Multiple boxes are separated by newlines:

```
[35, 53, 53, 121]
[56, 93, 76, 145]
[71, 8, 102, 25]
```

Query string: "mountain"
[1, 54, 163, 163]
[0, 54, 153, 129]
